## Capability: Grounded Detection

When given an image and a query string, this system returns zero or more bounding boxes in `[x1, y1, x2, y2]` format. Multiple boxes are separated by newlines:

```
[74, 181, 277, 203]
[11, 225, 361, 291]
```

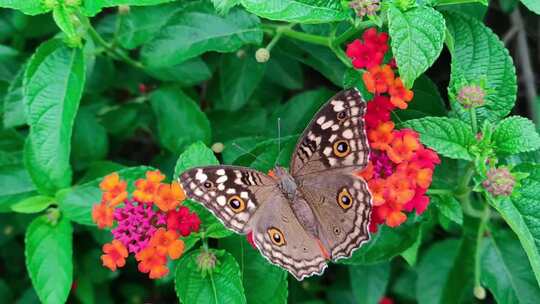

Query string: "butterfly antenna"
[232, 142, 272, 166]
[275, 117, 282, 167]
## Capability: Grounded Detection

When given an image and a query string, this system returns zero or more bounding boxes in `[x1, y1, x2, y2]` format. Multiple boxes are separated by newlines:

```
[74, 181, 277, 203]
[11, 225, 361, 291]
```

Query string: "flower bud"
[255, 48, 270, 63]
[46, 208, 61, 225]
[197, 250, 218, 273]
[474, 286, 486, 300]
[118, 5, 130, 15]
[42, 0, 58, 9]
[211, 142, 225, 154]
[457, 85, 485, 108]
[348, 0, 380, 17]
[482, 167, 515, 197]
[236, 49, 246, 59]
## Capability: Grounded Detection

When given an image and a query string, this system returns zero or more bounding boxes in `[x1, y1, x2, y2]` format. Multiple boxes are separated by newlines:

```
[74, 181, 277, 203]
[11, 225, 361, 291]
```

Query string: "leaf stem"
[470, 108, 478, 134]
[330, 45, 353, 68]
[426, 188, 454, 195]
[435, 0, 488, 6]
[333, 20, 376, 46]
[262, 24, 330, 46]
[474, 203, 490, 290]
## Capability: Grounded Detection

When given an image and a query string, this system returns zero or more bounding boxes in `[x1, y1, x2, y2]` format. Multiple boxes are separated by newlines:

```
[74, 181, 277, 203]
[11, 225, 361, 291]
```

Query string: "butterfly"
[178, 89, 372, 280]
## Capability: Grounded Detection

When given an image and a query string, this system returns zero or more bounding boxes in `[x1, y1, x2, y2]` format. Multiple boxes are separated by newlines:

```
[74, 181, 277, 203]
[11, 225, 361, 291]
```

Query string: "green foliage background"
[1, 0, 540, 303]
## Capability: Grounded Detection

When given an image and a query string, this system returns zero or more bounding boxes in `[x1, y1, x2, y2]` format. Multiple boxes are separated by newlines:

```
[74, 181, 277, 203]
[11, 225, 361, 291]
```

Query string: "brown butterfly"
[179, 89, 372, 280]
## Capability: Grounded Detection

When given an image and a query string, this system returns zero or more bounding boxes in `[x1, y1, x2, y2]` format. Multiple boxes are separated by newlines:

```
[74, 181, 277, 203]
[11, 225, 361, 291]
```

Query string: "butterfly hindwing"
[179, 166, 276, 233]
[290, 89, 369, 177]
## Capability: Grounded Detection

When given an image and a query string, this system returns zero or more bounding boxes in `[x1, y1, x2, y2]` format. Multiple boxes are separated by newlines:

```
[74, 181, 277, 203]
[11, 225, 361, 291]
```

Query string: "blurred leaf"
[85, 56, 115, 94]
[438, 3, 488, 20]
[220, 235, 288, 304]
[0, 44, 21, 83]
[57, 166, 154, 225]
[343, 68, 373, 100]
[221, 136, 266, 164]
[395, 75, 447, 119]
[0, 1, 48, 16]
[349, 263, 390, 304]
[521, 0, 540, 14]
[208, 108, 268, 142]
[11, 195, 53, 214]
[145, 57, 212, 86]
[0, 163, 37, 212]
[490, 163, 540, 284]
[392, 267, 417, 301]
[150, 86, 211, 154]
[445, 12, 517, 123]
[71, 107, 109, 171]
[212, 51, 266, 111]
[23, 39, 85, 194]
[431, 194, 463, 225]
[403, 117, 475, 161]
[416, 239, 460, 304]
[388, 5, 445, 88]
[141, 2, 263, 68]
[82, 0, 177, 16]
[25, 215, 73, 304]
[52, 5, 78, 43]
[3, 62, 27, 128]
[175, 249, 246, 304]
[492, 116, 540, 155]
[78, 161, 126, 184]
[212, 0, 240, 14]
[341, 218, 421, 265]
[481, 228, 540, 303]
[265, 52, 304, 90]
[240, 0, 347, 23]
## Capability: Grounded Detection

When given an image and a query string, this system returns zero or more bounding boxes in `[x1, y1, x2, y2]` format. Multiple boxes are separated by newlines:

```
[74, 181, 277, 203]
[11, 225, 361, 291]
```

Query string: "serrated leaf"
[445, 12, 517, 123]
[212, 51, 266, 111]
[340, 218, 420, 265]
[403, 117, 475, 160]
[240, 0, 347, 23]
[492, 116, 540, 154]
[489, 163, 540, 285]
[388, 6, 445, 88]
[212, 0, 240, 14]
[0, 0, 48, 15]
[150, 87, 211, 154]
[11, 195, 53, 214]
[220, 235, 288, 304]
[82, 0, 176, 17]
[521, 0, 540, 14]
[175, 249, 246, 304]
[3, 62, 27, 128]
[23, 39, 85, 195]
[431, 194, 463, 225]
[56, 166, 154, 225]
[52, 5, 78, 42]
[349, 263, 390, 304]
[481, 229, 540, 303]
[141, 2, 262, 68]
[25, 215, 73, 304]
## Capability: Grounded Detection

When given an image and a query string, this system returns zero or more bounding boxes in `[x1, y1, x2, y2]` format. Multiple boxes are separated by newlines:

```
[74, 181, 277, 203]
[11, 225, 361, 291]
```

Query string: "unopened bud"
[46, 208, 61, 225]
[118, 5, 130, 14]
[42, 0, 58, 9]
[3, 225, 13, 236]
[197, 250, 218, 273]
[457, 85, 485, 108]
[474, 286, 486, 300]
[349, 0, 380, 18]
[236, 49, 246, 59]
[483, 167, 515, 197]
[255, 48, 270, 63]
[211, 142, 225, 154]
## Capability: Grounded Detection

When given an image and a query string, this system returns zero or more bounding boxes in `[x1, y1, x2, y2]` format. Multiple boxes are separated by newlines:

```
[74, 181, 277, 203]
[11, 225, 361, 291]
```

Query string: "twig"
[510, 8, 539, 125]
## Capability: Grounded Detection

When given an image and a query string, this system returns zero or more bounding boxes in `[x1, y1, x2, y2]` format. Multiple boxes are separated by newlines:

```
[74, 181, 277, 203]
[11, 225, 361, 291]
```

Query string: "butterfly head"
[272, 166, 297, 199]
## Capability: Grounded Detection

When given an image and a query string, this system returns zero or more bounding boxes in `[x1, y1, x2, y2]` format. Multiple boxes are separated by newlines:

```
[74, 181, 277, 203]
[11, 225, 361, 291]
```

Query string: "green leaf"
[403, 117, 475, 161]
[445, 12, 517, 123]
[0, 163, 36, 212]
[11, 195, 53, 214]
[431, 194, 463, 225]
[265, 52, 304, 90]
[521, 0, 540, 14]
[220, 235, 288, 304]
[240, 0, 347, 23]
[71, 107, 109, 170]
[145, 57, 212, 86]
[394, 74, 447, 120]
[343, 68, 373, 100]
[341, 218, 421, 265]
[150, 86, 211, 154]
[481, 229, 540, 303]
[56, 166, 154, 226]
[52, 5, 79, 43]
[212, 51, 266, 111]
[208, 109, 268, 142]
[141, 2, 262, 68]
[416, 239, 460, 304]
[492, 116, 540, 155]
[82, 0, 176, 16]
[175, 249, 246, 304]
[212, 0, 240, 14]
[349, 263, 390, 304]
[25, 215, 73, 304]
[3, 62, 27, 128]
[23, 39, 86, 195]
[489, 163, 540, 285]
[174, 141, 219, 179]
[0, 0, 48, 15]
[388, 5, 445, 88]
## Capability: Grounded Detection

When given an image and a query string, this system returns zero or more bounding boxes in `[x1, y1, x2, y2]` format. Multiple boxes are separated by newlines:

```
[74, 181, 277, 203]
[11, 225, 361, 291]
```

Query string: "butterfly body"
[179, 89, 372, 280]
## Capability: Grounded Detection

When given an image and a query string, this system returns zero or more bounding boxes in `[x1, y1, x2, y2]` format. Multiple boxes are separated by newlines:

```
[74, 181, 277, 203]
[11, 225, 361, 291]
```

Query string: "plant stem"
[426, 188, 454, 195]
[435, 0, 488, 6]
[470, 108, 478, 134]
[266, 23, 294, 51]
[333, 20, 376, 46]
[331, 45, 353, 68]
[455, 163, 475, 199]
[474, 203, 490, 290]
[262, 24, 330, 46]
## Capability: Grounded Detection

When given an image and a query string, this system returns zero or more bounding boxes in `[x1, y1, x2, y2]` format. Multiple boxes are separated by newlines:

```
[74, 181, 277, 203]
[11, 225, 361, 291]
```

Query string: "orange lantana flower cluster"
[347, 28, 440, 229]
[92, 170, 199, 279]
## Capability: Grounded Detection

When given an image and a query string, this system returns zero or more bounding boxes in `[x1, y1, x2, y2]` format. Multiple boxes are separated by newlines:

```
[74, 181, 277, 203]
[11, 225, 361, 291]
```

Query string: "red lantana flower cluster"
[347, 28, 441, 230]
[92, 170, 200, 279]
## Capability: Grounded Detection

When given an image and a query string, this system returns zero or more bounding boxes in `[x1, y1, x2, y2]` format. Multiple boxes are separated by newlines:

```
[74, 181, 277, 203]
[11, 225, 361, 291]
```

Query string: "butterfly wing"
[290, 88, 369, 177]
[250, 188, 328, 280]
[179, 166, 276, 233]
[291, 88, 372, 260]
